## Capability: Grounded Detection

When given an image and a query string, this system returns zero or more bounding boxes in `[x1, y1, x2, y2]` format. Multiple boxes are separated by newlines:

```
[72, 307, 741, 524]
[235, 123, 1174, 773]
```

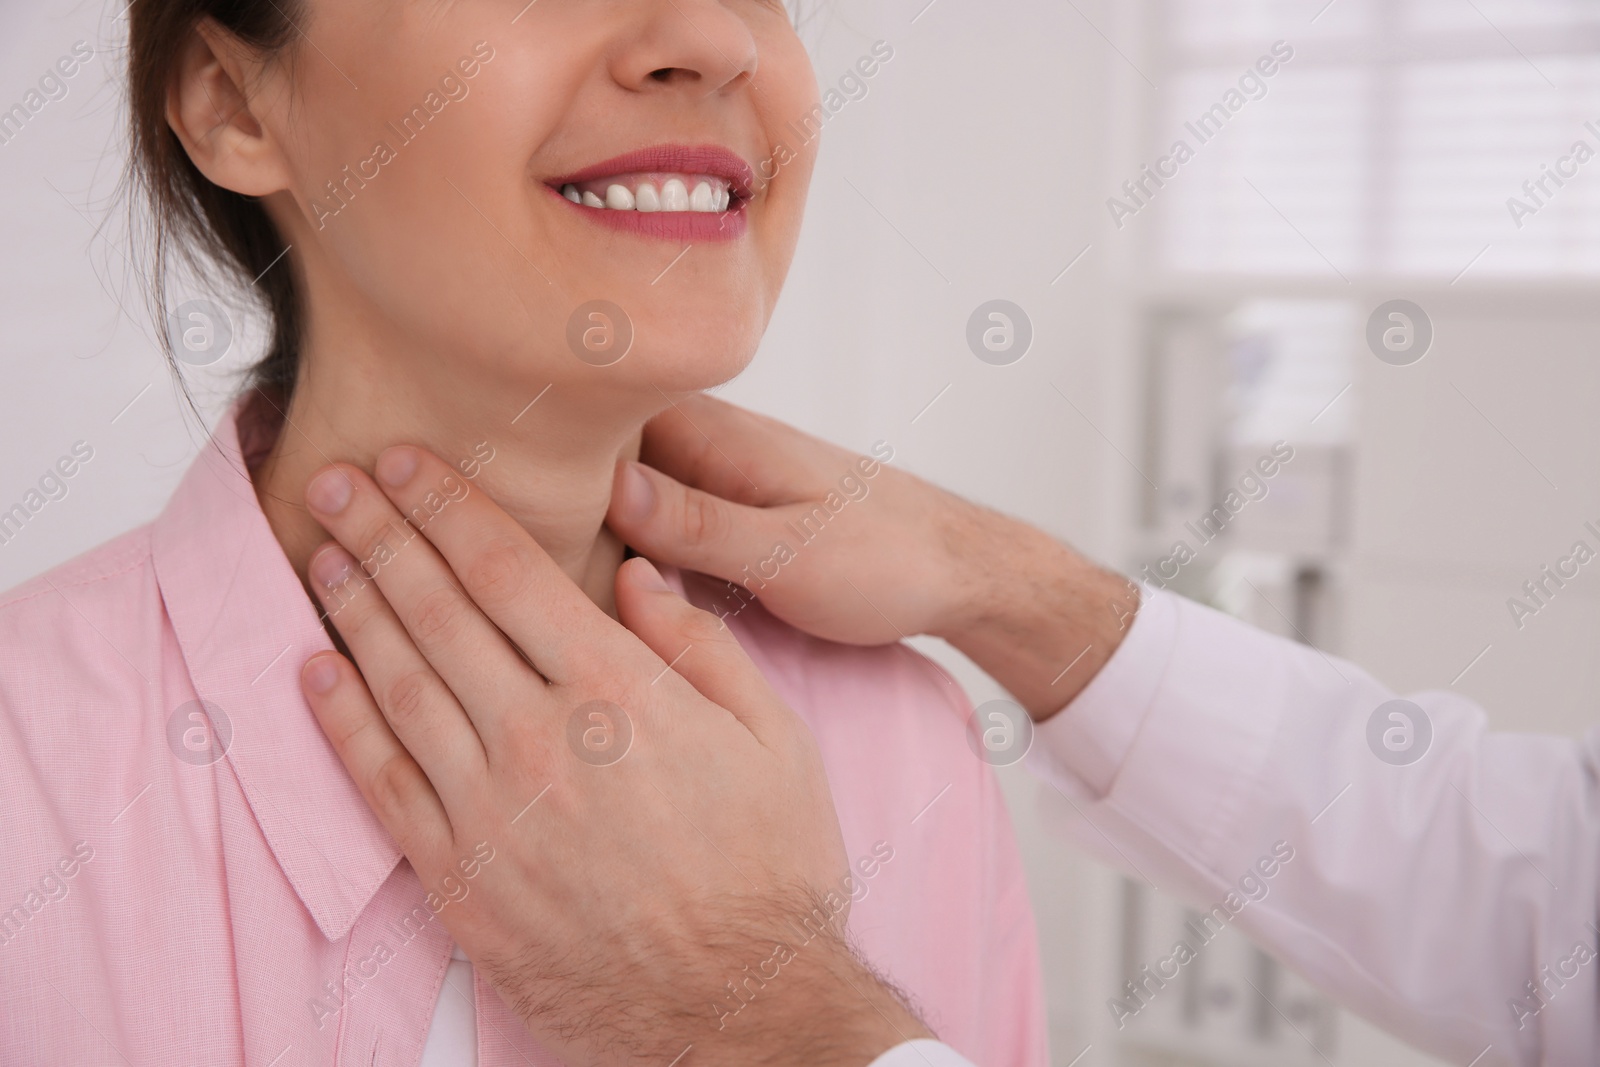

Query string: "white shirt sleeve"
[1027, 589, 1600, 1067]
[867, 1040, 978, 1067]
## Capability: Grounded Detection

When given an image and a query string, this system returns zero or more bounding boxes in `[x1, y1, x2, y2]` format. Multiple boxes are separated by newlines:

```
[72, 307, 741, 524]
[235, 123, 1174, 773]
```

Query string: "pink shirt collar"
[149, 394, 401, 941]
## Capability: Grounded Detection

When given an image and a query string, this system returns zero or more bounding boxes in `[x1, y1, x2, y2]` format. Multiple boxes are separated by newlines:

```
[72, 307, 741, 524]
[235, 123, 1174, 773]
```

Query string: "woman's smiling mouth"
[547, 143, 755, 241]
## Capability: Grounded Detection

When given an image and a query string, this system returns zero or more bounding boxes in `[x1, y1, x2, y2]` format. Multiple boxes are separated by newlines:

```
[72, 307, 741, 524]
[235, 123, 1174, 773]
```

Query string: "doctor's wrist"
[936, 505, 1138, 721]
[705, 932, 932, 1066]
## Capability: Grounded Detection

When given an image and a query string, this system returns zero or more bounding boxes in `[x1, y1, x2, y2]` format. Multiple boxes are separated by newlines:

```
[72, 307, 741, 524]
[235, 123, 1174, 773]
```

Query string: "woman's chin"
[602, 308, 766, 391]
[622, 341, 759, 394]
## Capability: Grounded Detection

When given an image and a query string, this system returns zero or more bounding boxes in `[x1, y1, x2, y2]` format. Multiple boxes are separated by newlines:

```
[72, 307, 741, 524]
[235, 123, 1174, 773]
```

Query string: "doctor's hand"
[607, 394, 1140, 720]
[297, 446, 929, 1067]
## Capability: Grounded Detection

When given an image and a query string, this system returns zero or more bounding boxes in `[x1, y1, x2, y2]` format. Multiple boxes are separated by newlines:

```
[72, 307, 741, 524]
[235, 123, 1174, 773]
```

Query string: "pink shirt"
[0, 398, 1047, 1066]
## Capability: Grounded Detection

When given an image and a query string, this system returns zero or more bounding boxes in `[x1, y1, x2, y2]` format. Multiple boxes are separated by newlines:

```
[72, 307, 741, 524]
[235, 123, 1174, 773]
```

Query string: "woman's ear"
[166, 19, 291, 197]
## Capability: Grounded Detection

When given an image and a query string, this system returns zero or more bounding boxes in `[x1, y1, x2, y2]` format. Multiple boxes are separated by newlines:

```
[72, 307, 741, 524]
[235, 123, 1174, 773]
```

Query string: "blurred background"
[5, 0, 1599, 1063]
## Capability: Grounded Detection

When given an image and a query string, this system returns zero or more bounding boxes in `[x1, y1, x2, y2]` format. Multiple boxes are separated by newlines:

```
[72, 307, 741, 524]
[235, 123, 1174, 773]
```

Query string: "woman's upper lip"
[550, 144, 756, 199]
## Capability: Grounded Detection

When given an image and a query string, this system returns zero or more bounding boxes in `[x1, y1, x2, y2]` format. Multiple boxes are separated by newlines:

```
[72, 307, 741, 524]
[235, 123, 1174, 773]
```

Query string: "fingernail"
[309, 544, 353, 589]
[303, 655, 340, 694]
[376, 447, 419, 488]
[307, 469, 353, 514]
[615, 462, 656, 523]
[630, 557, 670, 592]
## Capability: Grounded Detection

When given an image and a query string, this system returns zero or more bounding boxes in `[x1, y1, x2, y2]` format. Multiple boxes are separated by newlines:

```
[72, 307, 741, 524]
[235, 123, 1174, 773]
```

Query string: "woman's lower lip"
[546, 186, 749, 242]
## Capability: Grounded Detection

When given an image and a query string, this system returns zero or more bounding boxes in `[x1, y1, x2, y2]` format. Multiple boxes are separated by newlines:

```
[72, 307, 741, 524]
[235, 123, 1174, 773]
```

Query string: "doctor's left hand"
[296, 445, 929, 1067]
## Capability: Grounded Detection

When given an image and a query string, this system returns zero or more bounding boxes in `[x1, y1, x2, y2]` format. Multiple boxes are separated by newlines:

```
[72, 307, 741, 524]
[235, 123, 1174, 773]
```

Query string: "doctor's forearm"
[936, 504, 1139, 721]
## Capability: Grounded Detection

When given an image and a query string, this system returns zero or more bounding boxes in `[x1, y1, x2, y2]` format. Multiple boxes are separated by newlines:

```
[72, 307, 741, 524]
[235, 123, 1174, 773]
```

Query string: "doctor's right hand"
[299, 445, 929, 1067]
[607, 394, 1141, 720]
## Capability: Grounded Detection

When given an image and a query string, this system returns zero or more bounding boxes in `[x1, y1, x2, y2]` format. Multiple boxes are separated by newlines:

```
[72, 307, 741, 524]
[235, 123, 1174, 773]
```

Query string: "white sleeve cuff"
[1028, 586, 1180, 797]
[868, 1040, 979, 1067]
[1026, 588, 1290, 870]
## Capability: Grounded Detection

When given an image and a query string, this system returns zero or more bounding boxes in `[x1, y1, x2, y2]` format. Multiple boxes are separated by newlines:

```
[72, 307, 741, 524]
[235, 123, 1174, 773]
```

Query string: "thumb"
[607, 460, 779, 586]
[614, 556, 787, 743]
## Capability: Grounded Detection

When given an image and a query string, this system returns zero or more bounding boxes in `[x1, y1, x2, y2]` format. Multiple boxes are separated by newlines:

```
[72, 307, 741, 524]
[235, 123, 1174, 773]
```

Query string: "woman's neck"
[251, 339, 649, 622]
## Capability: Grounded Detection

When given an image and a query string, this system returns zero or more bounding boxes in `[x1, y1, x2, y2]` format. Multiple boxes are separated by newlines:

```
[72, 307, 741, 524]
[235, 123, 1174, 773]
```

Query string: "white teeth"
[562, 177, 733, 213]
[605, 183, 635, 210]
[661, 178, 690, 212]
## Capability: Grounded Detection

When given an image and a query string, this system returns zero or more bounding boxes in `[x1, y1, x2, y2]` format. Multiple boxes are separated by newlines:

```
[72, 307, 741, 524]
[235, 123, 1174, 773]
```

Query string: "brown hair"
[127, 1, 304, 402]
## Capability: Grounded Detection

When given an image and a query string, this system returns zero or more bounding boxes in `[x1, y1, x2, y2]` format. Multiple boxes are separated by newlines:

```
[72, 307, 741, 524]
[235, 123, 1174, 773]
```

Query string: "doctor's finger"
[308, 542, 489, 814]
[366, 446, 639, 685]
[305, 461, 543, 731]
[607, 460, 785, 585]
[639, 394, 840, 506]
[612, 556, 790, 746]
[300, 650, 454, 861]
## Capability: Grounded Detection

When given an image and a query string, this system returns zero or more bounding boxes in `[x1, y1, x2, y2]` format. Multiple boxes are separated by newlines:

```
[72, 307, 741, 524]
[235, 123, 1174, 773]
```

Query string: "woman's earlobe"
[167, 22, 287, 197]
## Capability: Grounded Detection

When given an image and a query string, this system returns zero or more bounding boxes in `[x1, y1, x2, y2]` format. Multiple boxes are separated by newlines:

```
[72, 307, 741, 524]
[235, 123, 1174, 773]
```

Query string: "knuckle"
[683, 605, 735, 647]
[408, 584, 469, 646]
[325, 705, 378, 753]
[368, 752, 419, 822]
[322, 573, 378, 633]
[463, 536, 535, 611]
[383, 669, 435, 727]
[355, 518, 411, 574]
[680, 492, 728, 548]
